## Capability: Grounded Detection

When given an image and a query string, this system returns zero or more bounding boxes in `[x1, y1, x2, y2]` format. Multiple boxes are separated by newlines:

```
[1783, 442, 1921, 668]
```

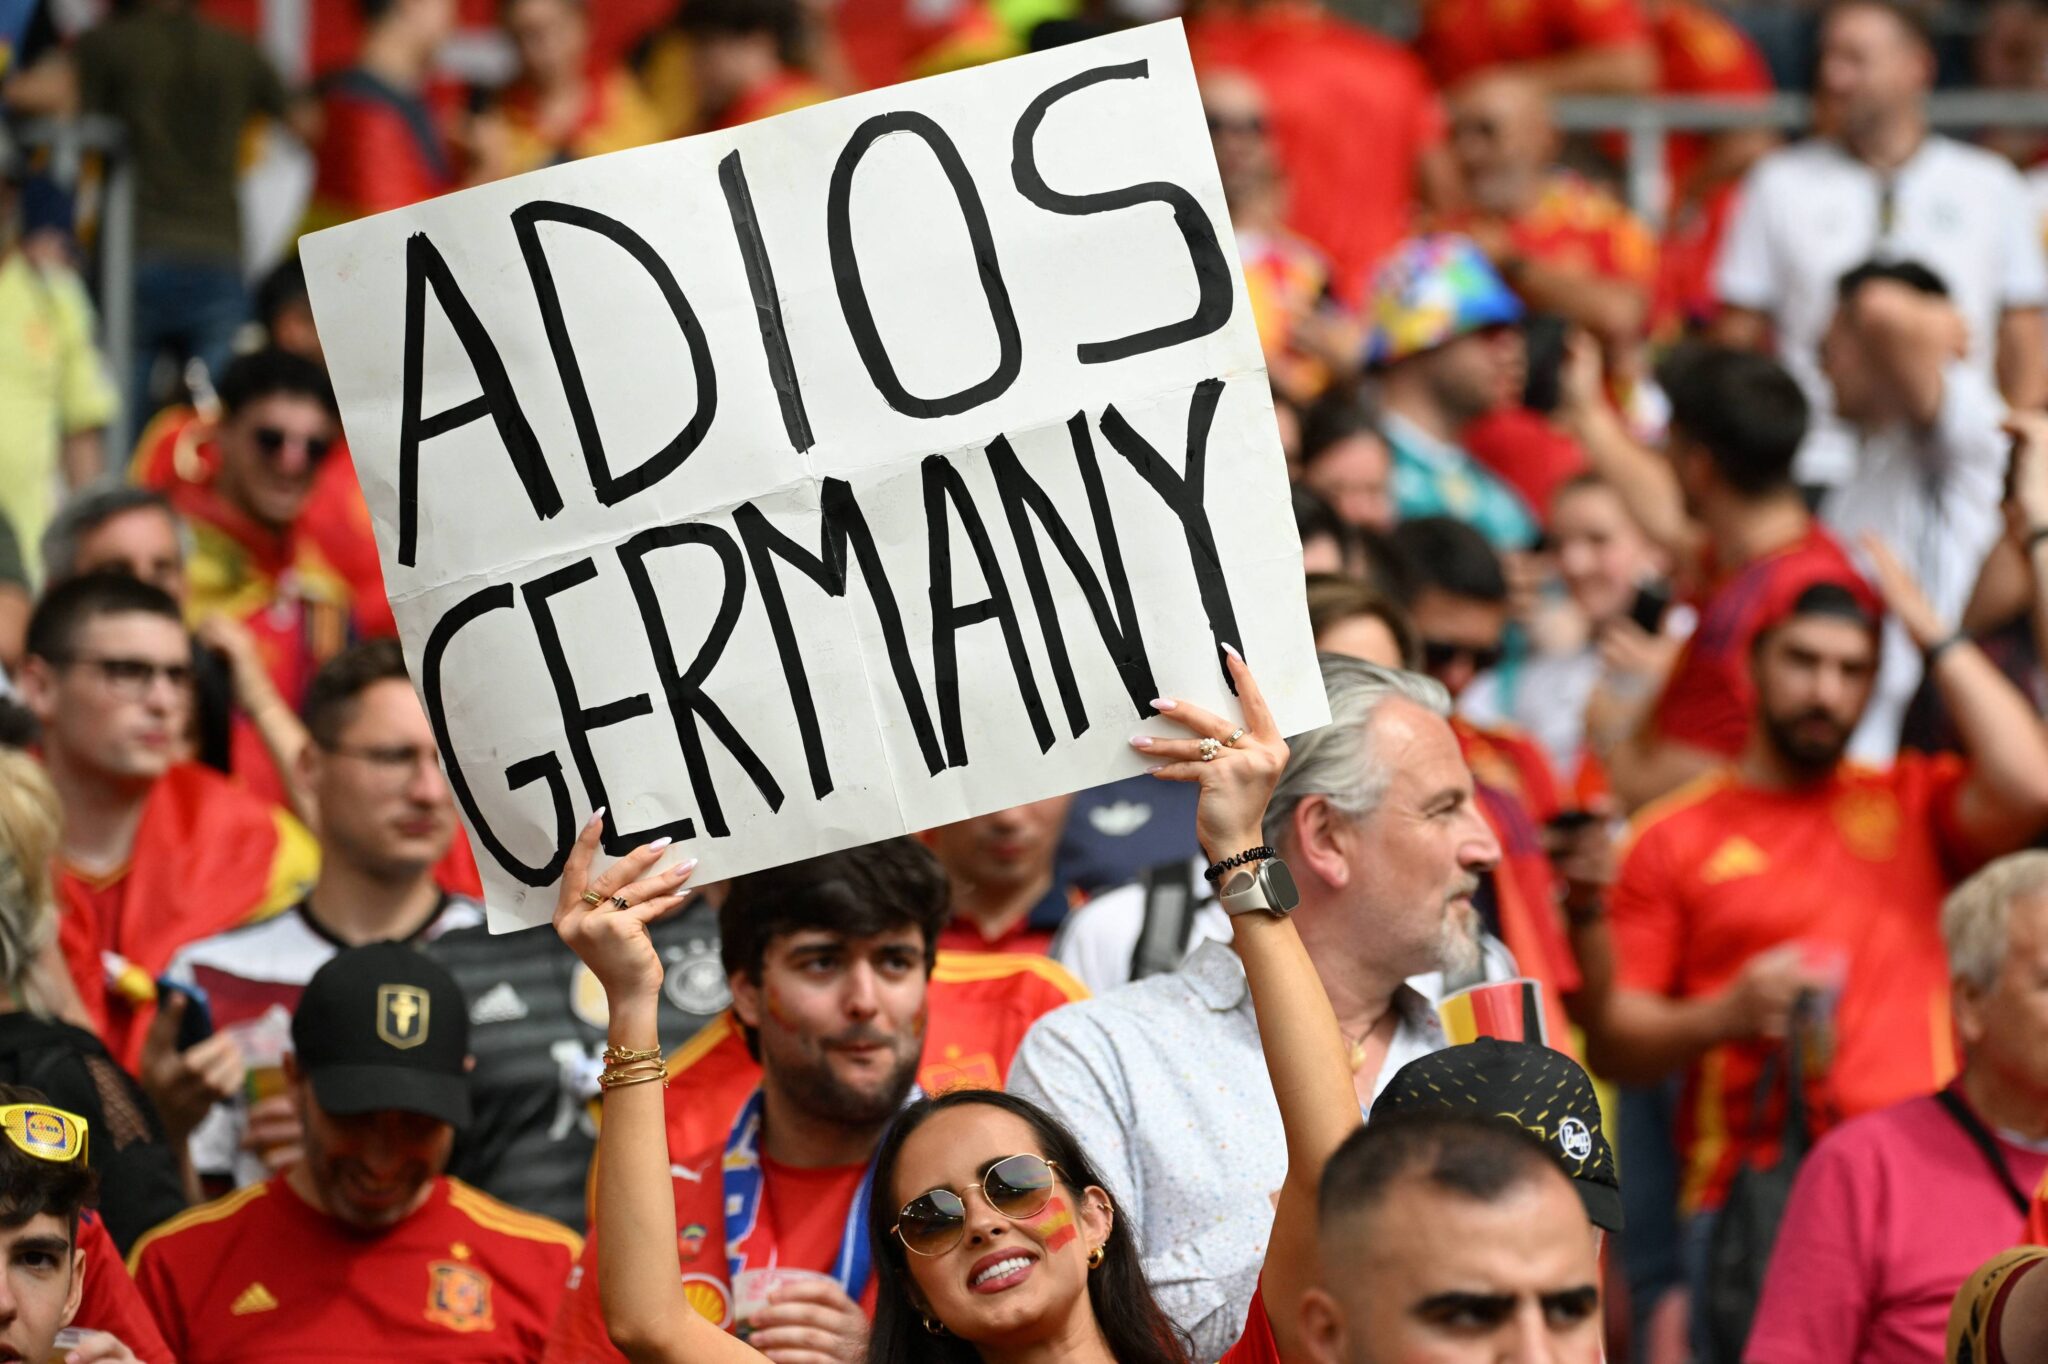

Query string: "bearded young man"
[1586, 552, 2048, 1318]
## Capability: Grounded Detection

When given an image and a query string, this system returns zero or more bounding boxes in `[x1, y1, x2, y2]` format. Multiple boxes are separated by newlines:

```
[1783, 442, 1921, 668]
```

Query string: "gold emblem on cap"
[377, 984, 431, 1050]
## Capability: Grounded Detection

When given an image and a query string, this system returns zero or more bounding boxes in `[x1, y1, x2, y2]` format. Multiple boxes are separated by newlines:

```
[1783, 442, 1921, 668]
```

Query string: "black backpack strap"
[1936, 1087, 2031, 1216]
[1747, 1017, 1812, 1163]
[1128, 860, 1202, 982]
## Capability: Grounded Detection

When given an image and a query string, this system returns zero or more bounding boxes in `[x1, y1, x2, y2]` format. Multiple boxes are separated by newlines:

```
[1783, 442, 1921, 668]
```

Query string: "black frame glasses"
[252, 425, 334, 464]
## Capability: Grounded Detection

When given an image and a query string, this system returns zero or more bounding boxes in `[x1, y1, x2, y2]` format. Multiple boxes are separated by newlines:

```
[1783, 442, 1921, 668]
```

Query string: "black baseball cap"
[1374, 1037, 1622, 1232]
[291, 943, 471, 1129]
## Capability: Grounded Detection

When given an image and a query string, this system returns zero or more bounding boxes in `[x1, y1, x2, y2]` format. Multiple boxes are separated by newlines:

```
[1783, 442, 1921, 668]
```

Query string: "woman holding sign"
[554, 652, 1354, 1363]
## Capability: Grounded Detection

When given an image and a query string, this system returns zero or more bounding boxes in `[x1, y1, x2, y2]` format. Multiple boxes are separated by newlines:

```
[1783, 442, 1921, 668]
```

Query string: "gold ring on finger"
[1199, 737, 1221, 762]
[1224, 727, 1247, 748]
[610, 893, 632, 910]
[580, 890, 604, 906]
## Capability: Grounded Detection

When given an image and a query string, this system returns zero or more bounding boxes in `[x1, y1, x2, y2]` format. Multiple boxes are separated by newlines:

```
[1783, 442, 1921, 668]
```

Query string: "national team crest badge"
[426, 1261, 494, 1332]
[378, 984, 431, 1049]
[678, 1222, 709, 1260]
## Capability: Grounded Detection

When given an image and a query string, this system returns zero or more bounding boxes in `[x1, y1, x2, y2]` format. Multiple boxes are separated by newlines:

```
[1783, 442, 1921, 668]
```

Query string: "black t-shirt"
[0, 1012, 185, 1252]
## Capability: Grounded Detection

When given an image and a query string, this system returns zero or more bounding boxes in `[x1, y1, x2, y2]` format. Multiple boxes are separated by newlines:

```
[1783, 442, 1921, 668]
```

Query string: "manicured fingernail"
[675, 858, 699, 876]
[1129, 735, 1154, 750]
[1222, 642, 1243, 662]
[1145, 765, 1166, 775]
[1150, 697, 1177, 711]
[587, 807, 606, 825]
[648, 836, 673, 850]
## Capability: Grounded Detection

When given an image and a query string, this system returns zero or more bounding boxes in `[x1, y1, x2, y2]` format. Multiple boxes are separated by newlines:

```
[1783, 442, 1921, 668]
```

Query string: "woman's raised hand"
[552, 812, 699, 1010]
[1132, 648, 1289, 863]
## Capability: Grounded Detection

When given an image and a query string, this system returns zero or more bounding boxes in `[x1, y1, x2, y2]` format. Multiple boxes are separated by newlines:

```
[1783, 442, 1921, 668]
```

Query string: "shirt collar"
[1180, 937, 1444, 1032]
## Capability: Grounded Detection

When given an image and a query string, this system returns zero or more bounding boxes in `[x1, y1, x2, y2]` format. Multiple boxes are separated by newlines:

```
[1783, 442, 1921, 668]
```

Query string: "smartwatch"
[1219, 858, 1300, 918]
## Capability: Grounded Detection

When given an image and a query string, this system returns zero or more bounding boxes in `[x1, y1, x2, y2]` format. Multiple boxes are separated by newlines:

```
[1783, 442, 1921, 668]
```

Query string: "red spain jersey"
[1417, 0, 1651, 88]
[655, 951, 1088, 1157]
[307, 69, 457, 229]
[52, 762, 318, 1068]
[128, 1176, 582, 1362]
[1651, 526, 1875, 759]
[1455, 718, 1581, 1053]
[78, 1211, 174, 1364]
[1220, 1288, 1280, 1363]
[1189, 4, 1445, 304]
[544, 1141, 874, 1359]
[1439, 173, 1658, 300]
[1609, 756, 1978, 1213]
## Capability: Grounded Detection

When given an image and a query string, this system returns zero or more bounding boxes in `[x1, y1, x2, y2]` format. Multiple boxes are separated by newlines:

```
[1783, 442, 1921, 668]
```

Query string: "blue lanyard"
[722, 1089, 876, 1299]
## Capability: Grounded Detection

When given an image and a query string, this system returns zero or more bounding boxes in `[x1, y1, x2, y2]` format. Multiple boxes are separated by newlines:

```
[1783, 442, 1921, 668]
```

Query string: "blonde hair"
[0, 751, 61, 1010]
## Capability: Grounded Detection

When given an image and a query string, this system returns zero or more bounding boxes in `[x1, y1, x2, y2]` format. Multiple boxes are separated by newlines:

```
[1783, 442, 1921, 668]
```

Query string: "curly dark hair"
[864, 1090, 1192, 1364]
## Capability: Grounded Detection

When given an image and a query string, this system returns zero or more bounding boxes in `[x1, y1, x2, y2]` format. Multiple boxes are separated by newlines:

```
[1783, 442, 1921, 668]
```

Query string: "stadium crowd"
[4, 0, 2048, 1359]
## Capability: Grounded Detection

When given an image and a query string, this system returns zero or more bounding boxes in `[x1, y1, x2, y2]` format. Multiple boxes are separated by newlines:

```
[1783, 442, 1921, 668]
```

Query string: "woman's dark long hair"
[865, 1090, 1192, 1364]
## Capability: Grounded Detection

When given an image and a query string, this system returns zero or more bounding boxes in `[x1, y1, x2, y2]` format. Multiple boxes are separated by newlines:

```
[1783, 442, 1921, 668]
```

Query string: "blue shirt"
[1383, 411, 1538, 550]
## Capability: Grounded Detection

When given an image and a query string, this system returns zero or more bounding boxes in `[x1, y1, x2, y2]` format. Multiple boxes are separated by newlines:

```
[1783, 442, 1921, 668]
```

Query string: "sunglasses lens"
[897, 1189, 966, 1256]
[985, 1154, 1055, 1217]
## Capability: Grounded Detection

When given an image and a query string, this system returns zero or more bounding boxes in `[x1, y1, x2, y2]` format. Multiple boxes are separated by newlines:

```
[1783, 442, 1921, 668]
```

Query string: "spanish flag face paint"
[1031, 1196, 1078, 1253]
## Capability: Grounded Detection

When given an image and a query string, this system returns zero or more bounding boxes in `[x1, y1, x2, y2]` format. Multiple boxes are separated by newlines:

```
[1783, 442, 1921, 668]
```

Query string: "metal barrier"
[1553, 91, 2048, 230]
[9, 114, 135, 457]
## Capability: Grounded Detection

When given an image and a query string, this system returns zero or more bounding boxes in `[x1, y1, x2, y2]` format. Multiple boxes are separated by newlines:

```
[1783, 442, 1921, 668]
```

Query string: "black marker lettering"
[986, 420, 1156, 735]
[512, 201, 718, 505]
[617, 522, 784, 838]
[520, 557, 693, 852]
[1097, 378, 1243, 689]
[719, 152, 814, 454]
[734, 479, 942, 797]
[827, 112, 1021, 418]
[397, 232, 560, 568]
[420, 583, 573, 886]
[923, 454, 1053, 766]
[1012, 61, 1233, 363]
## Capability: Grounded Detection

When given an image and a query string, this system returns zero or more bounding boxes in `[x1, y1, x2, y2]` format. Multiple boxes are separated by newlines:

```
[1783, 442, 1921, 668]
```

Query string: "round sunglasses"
[892, 1152, 1063, 1257]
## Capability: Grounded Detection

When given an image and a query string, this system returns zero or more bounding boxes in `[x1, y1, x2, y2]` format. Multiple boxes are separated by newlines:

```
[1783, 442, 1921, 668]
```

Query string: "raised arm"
[553, 818, 762, 1364]
[1142, 652, 1356, 1359]
[1863, 536, 2048, 855]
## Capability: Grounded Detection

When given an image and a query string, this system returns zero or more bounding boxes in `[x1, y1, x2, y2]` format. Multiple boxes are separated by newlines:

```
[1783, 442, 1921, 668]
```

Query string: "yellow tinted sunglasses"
[0, 1105, 88, 1165]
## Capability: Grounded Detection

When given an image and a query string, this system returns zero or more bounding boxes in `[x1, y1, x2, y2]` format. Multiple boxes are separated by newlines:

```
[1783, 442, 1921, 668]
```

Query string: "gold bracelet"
[599, 1065, 667, 1091]
[602, 1044, 662, 1067]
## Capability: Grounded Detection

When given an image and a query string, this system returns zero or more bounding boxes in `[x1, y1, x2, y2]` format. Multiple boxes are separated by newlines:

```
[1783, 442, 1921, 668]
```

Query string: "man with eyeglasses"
[16, 573, 317, 1070]
[1391, 515, 1590, 1051]
[156, 640, 481, 1194]
[164, 347, 374, 730]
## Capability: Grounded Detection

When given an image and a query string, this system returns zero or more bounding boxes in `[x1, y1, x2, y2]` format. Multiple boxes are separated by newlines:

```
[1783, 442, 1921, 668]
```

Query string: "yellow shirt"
[0, 252, 118, 571]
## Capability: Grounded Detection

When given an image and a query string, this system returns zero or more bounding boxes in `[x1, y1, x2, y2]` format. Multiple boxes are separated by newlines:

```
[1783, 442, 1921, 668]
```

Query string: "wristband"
[1205, 844, 1275, 885]
[1924, 631, 1969, 667]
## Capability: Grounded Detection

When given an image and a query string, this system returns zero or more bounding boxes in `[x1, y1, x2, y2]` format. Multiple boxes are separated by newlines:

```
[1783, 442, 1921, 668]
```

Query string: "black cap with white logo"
[291, 942, 471, 1129]
[1374, 1037, 1622, 1232]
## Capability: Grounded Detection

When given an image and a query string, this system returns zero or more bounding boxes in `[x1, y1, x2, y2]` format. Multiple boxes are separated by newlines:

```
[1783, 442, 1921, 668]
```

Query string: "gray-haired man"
[1008, 655, 1503, 1359]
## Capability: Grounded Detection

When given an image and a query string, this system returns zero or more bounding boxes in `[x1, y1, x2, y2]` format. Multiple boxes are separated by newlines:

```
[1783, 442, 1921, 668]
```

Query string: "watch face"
[1263, 858, 1301, 912]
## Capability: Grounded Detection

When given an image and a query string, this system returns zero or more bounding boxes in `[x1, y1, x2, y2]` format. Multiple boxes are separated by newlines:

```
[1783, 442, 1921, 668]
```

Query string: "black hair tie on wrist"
[1205, 845, 1275, 884]
[1924, 631, 1969, 667]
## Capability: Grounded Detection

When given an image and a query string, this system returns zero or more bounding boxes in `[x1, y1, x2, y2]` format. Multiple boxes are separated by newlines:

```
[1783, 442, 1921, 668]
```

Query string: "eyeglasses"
[58, 655, 192, 698]
[0, 1105, 88, 1165]
[323, 743, 441, 784]
[1422, 639, 1505, 675]
[252, 426, 334, 464]
[892, 1153, 1061, 1257]
[1205, 114, 1267, 137]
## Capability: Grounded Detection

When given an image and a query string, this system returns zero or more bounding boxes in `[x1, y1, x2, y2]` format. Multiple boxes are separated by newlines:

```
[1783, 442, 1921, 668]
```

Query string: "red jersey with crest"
[1651, 526, 1875, 759]
[654, 951, 1087, 1158]
[128, 1175, 581, 1362]
[1609, 757, 1979, 1213]
[544, 1140, 875, 1359]
[1417, 0, 1651, 88]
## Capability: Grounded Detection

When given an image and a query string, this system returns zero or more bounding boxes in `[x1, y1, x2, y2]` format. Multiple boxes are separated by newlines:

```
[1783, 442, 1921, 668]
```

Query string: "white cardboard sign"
[301, 20, 1326, 930]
